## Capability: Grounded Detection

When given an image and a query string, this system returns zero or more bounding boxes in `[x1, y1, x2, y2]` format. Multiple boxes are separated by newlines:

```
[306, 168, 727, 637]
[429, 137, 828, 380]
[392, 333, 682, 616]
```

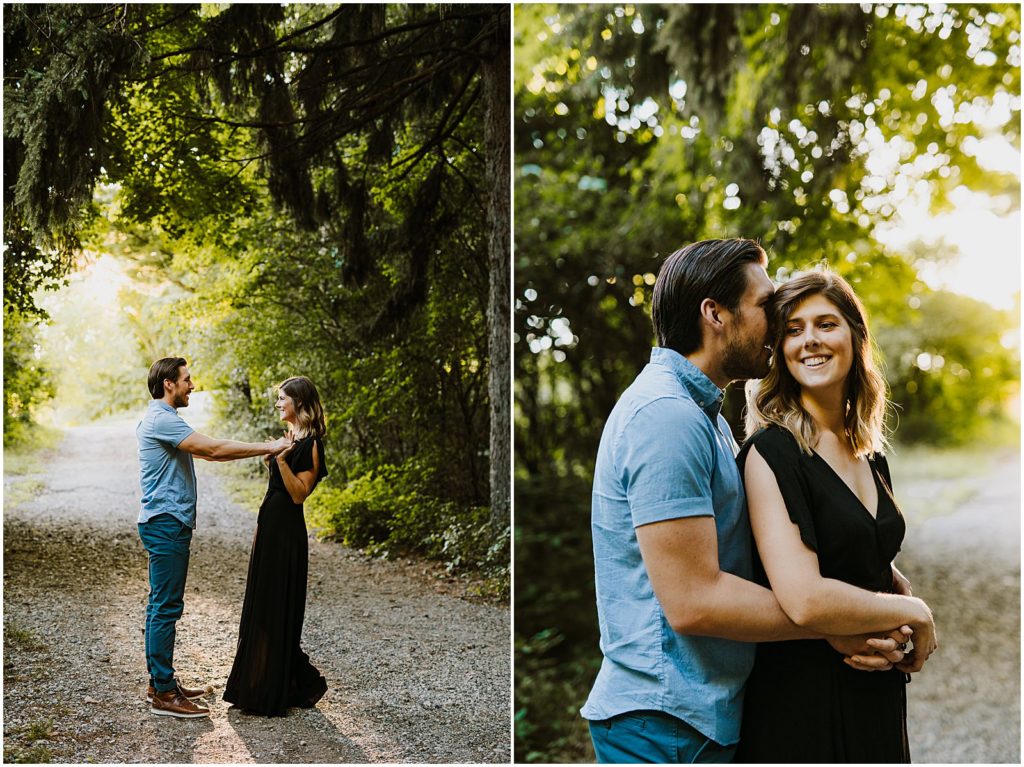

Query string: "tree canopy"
[4, 3, 510, 582]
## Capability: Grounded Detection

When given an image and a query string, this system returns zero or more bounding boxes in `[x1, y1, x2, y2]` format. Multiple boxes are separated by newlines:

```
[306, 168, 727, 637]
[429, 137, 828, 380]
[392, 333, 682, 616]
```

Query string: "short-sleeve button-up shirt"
[137, 400, 197, 528]
[580, 347, 754, 745]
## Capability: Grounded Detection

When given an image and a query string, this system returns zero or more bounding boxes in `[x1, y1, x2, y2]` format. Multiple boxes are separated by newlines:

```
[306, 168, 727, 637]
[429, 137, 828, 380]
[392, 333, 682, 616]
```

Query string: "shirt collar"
[150, 400, 177, 414]
[650, 347, 725, 418]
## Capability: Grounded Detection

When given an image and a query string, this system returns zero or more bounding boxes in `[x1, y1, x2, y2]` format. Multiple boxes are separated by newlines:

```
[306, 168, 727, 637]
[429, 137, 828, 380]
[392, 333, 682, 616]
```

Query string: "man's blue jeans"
[138, 513, 192, 693]
[589, 710, 737, 764]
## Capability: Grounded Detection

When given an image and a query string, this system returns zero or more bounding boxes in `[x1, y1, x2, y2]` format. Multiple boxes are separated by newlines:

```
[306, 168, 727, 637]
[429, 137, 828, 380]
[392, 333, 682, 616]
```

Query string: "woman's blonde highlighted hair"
[279, 376, 326, 439]
[744, 268, 890, 458]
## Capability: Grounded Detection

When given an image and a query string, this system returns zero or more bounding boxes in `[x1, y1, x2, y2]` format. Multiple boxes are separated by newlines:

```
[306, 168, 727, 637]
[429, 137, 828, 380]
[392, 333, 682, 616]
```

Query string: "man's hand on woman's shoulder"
[266, 435, 292, 455]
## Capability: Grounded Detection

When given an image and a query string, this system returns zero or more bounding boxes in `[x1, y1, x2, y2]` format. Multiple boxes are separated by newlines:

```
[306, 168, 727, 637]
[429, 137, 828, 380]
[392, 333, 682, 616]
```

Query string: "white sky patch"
[870, 126, 1019, 311]
[874, 180, 1020, 310]
[40, 252, 132, 311]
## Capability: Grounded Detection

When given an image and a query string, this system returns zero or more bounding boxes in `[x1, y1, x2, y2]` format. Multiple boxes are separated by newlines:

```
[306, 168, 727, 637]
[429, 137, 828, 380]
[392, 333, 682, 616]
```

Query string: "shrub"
[3, 307, 54, 447]
[305, 460, 506, 580]
[305, 468, 398, 548]
[515, 629, 598, 763]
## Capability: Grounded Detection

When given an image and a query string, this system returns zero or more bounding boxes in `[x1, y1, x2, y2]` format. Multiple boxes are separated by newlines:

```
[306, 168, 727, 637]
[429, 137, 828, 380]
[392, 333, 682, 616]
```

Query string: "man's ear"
[699, 297, 725, 330]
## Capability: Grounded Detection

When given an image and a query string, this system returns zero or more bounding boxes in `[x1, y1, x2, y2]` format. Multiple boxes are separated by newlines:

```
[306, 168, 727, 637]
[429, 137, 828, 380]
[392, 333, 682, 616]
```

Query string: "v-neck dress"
[735, 425, 910, 763]
[223, 436, 328, 716]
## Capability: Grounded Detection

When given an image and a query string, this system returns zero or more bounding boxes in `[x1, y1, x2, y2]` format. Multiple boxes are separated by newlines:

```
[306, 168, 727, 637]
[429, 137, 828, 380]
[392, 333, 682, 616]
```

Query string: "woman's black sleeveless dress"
[223, 436, 328, 716]
[735, 425, 911, 763]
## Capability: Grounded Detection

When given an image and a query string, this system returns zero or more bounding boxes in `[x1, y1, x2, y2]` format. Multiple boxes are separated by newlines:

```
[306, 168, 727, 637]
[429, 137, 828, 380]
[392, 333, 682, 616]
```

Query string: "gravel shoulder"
[897, 449, 1020, 764]
[3, 412, 510, 764]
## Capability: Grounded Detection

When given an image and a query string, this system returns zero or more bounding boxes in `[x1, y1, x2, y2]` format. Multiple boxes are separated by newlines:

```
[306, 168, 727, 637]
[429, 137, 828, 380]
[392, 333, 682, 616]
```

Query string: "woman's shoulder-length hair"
[280, 376, 327, 439]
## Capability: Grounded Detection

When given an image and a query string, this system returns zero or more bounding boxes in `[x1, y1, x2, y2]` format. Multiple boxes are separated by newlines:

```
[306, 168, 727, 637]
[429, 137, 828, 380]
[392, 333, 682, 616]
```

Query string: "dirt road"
[3, 409, 510, 764]
[897, 450, 1020, 763]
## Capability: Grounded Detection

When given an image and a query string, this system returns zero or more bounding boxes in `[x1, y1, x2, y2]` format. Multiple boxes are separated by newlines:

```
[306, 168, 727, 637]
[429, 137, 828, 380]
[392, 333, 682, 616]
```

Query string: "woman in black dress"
[736, 270, 937, 762]
[224, 376, 329, 716]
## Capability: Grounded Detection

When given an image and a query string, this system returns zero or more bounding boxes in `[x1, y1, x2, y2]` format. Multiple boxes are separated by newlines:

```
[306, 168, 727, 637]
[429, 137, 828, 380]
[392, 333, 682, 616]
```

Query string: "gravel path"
[897, 450, 1020, 764]
[3, 408, 510, 764]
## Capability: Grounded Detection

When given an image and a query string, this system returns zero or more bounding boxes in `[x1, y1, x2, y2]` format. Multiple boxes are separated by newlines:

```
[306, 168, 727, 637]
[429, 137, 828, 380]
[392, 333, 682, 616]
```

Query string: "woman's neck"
[800, 386, 847, 443]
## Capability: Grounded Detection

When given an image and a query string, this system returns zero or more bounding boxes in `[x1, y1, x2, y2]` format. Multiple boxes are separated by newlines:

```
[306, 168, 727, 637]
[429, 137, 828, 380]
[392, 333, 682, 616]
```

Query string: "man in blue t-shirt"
[581, 240, 909, 762]
[138, 357, 289, 719]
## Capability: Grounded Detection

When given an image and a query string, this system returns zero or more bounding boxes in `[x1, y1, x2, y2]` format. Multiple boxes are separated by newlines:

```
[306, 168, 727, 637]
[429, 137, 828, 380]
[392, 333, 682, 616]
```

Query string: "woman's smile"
[801, 354, 833, 368]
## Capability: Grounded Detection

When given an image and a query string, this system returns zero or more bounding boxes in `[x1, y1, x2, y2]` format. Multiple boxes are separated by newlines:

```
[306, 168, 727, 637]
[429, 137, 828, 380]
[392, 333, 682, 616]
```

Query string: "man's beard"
[721, 334, 770, 382]
[172, 391, 189, 408]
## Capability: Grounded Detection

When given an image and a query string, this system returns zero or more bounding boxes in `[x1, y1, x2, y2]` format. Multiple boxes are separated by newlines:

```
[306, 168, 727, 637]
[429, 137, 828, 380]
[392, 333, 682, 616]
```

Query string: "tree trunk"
[483, 7, 511, 535]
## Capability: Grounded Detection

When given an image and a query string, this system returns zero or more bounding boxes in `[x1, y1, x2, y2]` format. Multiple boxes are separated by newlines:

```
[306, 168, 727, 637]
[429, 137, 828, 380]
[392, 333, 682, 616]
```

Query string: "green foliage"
[515, 630, 598, 763]
[3, 305, 55, 446]
[3, 425, 61, 477]
[4, 621, 45, 651]
[306, 467, 400, 549]
[878, 291, 1019, 443]
[4, 5, 141, 242]
[432, 510, 509, 578]
[1, 217, 73, 319]
[305, 460, 507, 579]
[514, 473, 598, 761]
[876, 290, 1019, 440]
[3, 744, 52, 764]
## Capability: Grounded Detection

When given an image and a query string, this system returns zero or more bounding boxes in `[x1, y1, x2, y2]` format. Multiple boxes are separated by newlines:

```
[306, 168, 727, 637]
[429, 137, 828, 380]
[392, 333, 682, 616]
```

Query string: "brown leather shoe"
[147, 681, 212, 703]
[150, 689, 210, 719]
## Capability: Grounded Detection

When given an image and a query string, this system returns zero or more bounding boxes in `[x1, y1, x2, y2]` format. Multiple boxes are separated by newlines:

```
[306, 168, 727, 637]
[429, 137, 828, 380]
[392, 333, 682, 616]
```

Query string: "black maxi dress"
[223, 435, 329, 716]
[735, 425, 911, 763]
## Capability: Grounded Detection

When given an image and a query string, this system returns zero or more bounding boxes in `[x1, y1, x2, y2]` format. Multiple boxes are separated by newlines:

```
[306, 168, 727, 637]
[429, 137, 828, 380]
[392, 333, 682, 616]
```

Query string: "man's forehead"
[748, 264, 775, 296]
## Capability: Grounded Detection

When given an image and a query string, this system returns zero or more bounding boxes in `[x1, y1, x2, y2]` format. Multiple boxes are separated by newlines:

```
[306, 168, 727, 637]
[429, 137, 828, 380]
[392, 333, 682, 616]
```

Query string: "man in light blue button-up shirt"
[137, 357, 290, 718]
[581, 240, 901, 762]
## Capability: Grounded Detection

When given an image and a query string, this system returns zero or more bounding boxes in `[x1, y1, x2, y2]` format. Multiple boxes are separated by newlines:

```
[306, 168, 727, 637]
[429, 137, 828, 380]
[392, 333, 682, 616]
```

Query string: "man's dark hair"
[651, 238, 768, 355]
[148, 357, 187, 399]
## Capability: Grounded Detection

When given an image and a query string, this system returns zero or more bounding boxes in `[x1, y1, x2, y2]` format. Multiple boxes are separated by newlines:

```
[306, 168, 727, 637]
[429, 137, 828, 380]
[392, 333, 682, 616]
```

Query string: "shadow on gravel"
[150, 717, 217, 760]
[224, 707, 370, 763]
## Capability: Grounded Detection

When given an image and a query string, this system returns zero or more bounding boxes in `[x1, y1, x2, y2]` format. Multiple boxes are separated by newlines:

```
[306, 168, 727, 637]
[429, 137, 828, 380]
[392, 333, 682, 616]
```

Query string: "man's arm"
[623, 400, 807, 642]
[637, 515, 908, 669]
[178, 431, 288, 461]
[637, 515, 819, 642]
